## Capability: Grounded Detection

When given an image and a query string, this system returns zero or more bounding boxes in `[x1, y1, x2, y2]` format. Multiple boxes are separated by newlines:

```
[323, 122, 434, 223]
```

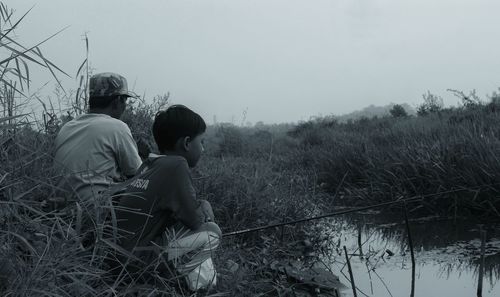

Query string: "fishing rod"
[222, 186, 492, 237]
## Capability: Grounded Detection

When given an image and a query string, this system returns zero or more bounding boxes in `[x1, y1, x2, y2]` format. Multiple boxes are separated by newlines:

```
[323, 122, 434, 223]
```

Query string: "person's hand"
[199, 199, 215, 222]
[136, 138, 151, 160]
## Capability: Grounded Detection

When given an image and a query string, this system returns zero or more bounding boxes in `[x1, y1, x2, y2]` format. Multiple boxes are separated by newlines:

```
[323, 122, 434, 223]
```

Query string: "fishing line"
[222, 185, 498, 237]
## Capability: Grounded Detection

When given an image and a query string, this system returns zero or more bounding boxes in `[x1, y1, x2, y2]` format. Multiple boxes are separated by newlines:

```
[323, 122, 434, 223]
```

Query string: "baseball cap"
[89, 72, 138, 98]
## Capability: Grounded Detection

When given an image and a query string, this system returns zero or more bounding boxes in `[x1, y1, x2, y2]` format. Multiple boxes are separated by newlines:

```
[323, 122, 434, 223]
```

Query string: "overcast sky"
[8, 0, 500, 124]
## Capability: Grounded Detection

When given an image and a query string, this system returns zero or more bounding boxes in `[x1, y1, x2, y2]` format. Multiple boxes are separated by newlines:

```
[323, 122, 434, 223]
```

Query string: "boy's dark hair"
[153, 105, 206, 151]
[89, 95, 125, 109]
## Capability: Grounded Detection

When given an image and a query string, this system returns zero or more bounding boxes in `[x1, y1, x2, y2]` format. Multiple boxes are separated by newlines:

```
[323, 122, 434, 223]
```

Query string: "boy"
[114, 105, 221, 291]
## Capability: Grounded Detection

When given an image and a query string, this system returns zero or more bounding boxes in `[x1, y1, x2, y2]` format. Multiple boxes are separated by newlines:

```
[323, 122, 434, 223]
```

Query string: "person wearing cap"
[53, 72, 142, 203]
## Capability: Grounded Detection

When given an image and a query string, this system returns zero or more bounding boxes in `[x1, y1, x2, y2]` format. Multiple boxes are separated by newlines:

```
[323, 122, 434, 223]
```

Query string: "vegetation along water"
[1, 2, 499, 296]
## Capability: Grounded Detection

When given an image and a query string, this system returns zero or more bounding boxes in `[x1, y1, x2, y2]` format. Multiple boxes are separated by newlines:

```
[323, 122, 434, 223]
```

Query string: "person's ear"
[182, 136, 191, 151]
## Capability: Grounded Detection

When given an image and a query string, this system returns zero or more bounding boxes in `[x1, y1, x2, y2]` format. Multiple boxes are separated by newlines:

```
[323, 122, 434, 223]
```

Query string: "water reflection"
[320, 212, 500, 297]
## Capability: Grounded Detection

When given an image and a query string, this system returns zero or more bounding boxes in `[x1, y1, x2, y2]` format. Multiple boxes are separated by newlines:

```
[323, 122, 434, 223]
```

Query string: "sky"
[6, 0, 500, 124]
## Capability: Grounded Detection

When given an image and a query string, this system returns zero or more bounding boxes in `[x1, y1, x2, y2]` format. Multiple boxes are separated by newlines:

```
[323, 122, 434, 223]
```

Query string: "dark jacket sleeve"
[170, 160, 204, 230]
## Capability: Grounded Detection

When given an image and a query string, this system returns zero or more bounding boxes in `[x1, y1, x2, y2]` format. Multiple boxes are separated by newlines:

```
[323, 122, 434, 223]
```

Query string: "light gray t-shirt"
[54, 113, 142, 201]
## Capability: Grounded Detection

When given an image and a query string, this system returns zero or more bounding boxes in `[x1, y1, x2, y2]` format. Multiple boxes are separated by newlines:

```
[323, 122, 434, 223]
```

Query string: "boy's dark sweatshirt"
[114, 154, 204, 250]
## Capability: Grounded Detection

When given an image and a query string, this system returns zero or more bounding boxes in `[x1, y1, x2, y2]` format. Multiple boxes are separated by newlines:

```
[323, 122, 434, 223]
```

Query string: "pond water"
[321, 211, 500, 297]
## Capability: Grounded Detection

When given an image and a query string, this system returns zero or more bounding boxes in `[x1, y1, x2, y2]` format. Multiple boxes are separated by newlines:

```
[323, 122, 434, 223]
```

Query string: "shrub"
[389, 104, 408, 117]
[417, 91, 444, 116]
[214, 123, 245, 157]
[448, 88, 483, 110]
[121, 94, 170, 157]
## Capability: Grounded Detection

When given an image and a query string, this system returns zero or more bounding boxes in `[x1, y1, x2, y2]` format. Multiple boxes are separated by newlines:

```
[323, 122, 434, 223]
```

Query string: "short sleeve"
[113, 123, 142, 177]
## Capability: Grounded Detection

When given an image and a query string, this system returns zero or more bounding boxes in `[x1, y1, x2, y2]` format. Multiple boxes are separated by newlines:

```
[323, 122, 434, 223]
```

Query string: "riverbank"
[0, 119, 335, 296]
[3, 98, 500, 295]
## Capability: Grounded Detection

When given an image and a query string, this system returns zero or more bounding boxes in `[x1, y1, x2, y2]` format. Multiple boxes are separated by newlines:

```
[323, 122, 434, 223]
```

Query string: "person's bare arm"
[114, 124, 142, 178]
[198, 199, 215, 222]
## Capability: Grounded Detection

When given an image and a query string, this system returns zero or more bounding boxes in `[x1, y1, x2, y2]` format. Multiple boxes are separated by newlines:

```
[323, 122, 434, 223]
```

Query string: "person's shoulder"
[55, 116, 82, 138]
[145, 155, 187, 177]
[57, 115, 82, 130]
[136, 155, 188, 188]
[97, 115, 129, 130]
[153, 155, 188, 169]
[83, 114, 131, 135]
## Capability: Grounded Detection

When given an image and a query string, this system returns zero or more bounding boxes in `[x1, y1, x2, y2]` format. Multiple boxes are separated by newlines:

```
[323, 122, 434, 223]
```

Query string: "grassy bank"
[3, 96, 500, 296]
[1, 3, 500, 295]
[285, 104, 500, 219]
[3, 100, 500, 296]
[1, 97, 332, 295]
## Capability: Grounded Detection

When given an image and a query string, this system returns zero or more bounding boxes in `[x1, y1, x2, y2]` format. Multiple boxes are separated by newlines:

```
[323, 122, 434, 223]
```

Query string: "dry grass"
[287, 105, 500, 219]
[2, 2, 500, 296]
[5, 108, 498, 296]
[0, 120, 327, 296]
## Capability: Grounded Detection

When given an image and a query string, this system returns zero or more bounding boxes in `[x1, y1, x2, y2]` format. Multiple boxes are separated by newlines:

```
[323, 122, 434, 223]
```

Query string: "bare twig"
[344, 245, 358, 297]
[357, 224, 363, 258]
[477, 227, 486, 297]
[365, 260, 374, 295]
[403, 202, 416, 297]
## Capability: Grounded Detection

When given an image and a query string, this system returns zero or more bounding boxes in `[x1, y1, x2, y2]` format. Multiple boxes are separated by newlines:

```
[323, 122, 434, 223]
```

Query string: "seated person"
[114, 105, 221, 291]
[53, 72, 142, 202]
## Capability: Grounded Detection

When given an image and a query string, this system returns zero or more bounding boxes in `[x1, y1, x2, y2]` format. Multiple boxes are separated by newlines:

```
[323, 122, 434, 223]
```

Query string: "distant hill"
[335, 103, 416, 122]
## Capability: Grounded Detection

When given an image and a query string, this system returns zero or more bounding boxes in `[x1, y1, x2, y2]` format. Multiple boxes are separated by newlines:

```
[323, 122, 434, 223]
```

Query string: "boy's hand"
[199, 199, 215, 222]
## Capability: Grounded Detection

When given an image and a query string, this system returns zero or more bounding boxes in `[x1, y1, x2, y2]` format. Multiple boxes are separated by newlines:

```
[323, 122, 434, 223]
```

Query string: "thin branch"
[344, 245, 358, 297]
[403, 202, 416, 297]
